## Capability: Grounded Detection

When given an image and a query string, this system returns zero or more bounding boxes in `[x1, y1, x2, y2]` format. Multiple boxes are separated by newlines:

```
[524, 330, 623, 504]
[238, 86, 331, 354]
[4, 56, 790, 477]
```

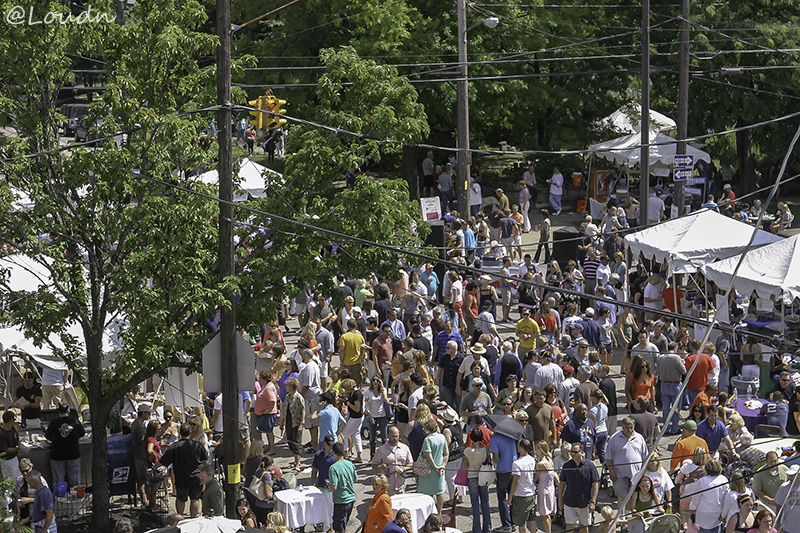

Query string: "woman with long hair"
[449, 270, 464, 324]
[625, 196, 640, 228]
[626, 355, 655, 411]
[643, 451, 674, 514]
[589, 388, 609, 463]
[627, 476, 663, 533]
[300, 321, 319, 353]
[405, 402, 432, 460]
[689, 403, 707, 425]
[277, 358, 300, 402]
[237, 498, 258, 528]
[515, 386, 534, 411]
[364, 376, 390, 458]
[340, 378, 364, 463]
[144, 420, 165, 512]
[521, 351, 539, 390]
[534, 441, 556, 533]
[616, 307, 637, 352]
[535, 301, 558, 345]
[495, 374, 521, 412]
[748, 509, 777, 533]
[420, 514, 444, 533]
[396, 377, 413, 437]
[721, 472, 755, 524]
[413, 349, 433, 386]
[674, 447, 708, 524]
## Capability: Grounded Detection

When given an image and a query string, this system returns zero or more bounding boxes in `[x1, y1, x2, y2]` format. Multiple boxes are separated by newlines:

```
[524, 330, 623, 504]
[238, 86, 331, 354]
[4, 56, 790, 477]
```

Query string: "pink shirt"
[254, 382, 278, 415]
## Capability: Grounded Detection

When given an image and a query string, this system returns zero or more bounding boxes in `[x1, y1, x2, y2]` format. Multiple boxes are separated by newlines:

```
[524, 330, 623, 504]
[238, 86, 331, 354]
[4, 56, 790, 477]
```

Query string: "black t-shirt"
[484, 345, 499, 376]
[413, 335, 432, 356]
[788, 397, 800, 436]
[347, 390, 363, 418]
[45, 416, 86, 461]
[158, 438, 209, 487]
[15, 384, 42, 420]
[499, 354, 520, 386]
[0, 426, 19, 459]
[373, 299, 393, 325]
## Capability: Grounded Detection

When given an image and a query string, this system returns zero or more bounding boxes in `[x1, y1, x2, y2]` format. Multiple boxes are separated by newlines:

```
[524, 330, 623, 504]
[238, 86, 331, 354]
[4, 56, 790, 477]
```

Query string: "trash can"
[107, 434, 136, 497]
[552, 226, 579, 265]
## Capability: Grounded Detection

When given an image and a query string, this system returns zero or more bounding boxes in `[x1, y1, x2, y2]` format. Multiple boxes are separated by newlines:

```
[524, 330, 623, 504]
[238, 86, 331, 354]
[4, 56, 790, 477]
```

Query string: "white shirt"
[476, 311, 497, 336]
[511, 454, 537, 496]
[690, 474, 729, 529]
[709, 354, 720, 387]
[470, 182, 482, 207]
[648, 196, 665, 222]
[458, 355, 489, 376]
[409, 387, 425, 411]
[298, 360, 321, 401]
[596, 264, 611, 287]
[549, 172, 563, 195]
[775, 479, 800, 533]
[41, 368, 64, 386]
[643, 283, 663, 309]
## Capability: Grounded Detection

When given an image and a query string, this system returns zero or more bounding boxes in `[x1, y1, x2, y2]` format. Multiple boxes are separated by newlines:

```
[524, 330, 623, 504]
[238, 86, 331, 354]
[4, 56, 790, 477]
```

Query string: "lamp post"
[456, 0, 498, 218]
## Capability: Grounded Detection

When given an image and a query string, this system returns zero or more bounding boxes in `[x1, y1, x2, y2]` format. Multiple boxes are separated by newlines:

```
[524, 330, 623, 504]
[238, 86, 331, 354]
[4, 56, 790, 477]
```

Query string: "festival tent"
[194, 158, 283, 201]
[700, 234, 800, 304]
[599, 105, 676, 134]
[624, 210, 783, 275]
[588, 129, 711, 167]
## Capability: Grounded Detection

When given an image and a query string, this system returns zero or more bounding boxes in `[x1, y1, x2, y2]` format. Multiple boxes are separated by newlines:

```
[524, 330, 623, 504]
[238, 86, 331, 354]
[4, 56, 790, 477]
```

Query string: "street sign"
[684, 186, 702, 195]
[674, 169, 693, 180]
[686, 177, 706, 186]
[420, 197, 442, 221]
[674, 154, 694, 168]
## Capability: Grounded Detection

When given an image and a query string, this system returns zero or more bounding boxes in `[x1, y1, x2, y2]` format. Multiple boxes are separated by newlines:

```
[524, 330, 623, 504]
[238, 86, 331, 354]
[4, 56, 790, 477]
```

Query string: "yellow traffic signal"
[266, 97, 288, 129]
[248, 90, 287, 130]
[248, 94, 267, 129]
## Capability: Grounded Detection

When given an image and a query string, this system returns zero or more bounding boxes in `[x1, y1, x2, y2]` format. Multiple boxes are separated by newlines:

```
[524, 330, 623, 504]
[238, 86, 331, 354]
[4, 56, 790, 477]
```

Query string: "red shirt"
[465, 424, 493, 448]
[662, 287, 683, 313]
[685, 352, 714, 391]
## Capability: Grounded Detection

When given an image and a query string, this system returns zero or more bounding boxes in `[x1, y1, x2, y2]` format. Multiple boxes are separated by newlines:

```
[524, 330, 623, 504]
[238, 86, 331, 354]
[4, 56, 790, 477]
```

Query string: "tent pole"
[782, 299, 786, 335]
[673, 274, 678, 316]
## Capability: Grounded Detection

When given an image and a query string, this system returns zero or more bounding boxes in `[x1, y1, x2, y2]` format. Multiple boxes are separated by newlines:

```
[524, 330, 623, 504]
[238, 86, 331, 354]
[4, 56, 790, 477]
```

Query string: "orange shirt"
[690, 391, 713, 412]
[670, 435, 709, 470]
[633, 374, 655, 399]
[685, 352, 714, 391]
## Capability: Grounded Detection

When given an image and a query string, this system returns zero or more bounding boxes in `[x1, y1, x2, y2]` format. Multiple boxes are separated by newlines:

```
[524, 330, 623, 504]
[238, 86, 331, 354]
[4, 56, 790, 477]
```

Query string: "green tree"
[0, 0, 227, 526]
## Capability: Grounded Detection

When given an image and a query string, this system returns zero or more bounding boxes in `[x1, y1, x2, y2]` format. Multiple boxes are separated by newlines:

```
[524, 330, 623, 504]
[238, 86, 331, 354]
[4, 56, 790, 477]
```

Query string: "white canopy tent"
[624, 210, 783, 276]
[588, 129, 711, 168]
[194, 158, 283, 201]
[599, 105, 677, 134]
[701, 234, 800, 305]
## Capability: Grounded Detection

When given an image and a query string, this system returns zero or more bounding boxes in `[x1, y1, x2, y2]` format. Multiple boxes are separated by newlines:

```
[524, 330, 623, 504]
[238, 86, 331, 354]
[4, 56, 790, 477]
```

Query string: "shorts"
[564, 505, 592, 526]
[176, 481, 203, 502]
[423, 175, 435, 188]
[501, 236, 514, 249]
[305, 396, 320, 427]
[501, 288, 512, 306]
[333, 501, 354, 533]
[512, 495, 536, 525]
[239, 427, 251, 442]
[319, 359, 330, 379]
[257, 413, 277, 433]
[513, 235, 522, 246]
[134, 455, 147, 483]
[296, 303, 308, 316]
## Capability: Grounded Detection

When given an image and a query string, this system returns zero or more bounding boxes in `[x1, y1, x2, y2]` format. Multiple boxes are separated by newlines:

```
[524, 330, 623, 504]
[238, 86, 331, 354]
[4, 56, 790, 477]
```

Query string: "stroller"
[643, 513, 682, 533]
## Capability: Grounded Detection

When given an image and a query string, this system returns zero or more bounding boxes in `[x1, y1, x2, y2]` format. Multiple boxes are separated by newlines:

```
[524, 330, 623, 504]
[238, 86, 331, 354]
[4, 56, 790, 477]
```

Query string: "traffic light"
[266, 96, 288, 130]
[248, 92, 268, 129]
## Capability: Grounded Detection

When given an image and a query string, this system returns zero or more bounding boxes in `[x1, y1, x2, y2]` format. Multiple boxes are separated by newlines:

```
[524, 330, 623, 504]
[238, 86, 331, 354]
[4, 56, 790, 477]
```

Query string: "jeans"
[686, 388, 700, 406]
[718, 366, 730, 395]
[441, 189, 453, 211]
[369, 416, 389, 446]
[471, 204, 481, 217]
[533, 241, 551, 264]
[660, 381, 682, 433]
[496, 471, 513, 528]
[439, 386, 459, 412]
[699, 527, 720, 533]
[595, 431, 608, 463]
[468, 477, 492, 533]
[549, 192, 562, 213]
[476, 238, 486, 259]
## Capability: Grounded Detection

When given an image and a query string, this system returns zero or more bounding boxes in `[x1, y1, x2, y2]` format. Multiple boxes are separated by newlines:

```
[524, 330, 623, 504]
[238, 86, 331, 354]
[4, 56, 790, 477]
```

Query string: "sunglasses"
[165, 416, 172, 420]
[570, 450, 582, 455]
[503, 403, 513, 407]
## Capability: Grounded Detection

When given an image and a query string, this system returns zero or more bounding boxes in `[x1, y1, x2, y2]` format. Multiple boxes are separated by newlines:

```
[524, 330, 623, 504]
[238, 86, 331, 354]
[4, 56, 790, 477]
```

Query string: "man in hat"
[775, 464, 800, 532]
[131, 404, 152, 505]
[722, 183, 736, 208]
[670, 419, 708, 471]
[45, 402, 86, 490]
[558, 365, 580, 414]
[461, 378, 492, 419]
[311, 435, 337, 489]
[456, 344, 488, 397]
[15, 372, 42, 428]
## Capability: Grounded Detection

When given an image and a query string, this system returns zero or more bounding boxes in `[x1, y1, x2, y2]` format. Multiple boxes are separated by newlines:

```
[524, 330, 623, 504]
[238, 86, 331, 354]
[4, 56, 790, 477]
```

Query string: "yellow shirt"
[338, 330, 366, 366]
[515, 317, 541, 349]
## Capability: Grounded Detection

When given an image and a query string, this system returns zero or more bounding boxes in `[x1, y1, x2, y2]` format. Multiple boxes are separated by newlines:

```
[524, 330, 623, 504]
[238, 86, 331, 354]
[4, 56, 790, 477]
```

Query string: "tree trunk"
[86, 338, 112, 529]
[736, 126, 755, 192]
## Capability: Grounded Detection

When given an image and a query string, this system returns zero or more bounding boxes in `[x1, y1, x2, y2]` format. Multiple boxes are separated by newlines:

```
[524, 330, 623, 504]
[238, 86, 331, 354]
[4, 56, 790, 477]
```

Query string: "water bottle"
[731, 389, 737, 406]
[747, 384, 753, 400]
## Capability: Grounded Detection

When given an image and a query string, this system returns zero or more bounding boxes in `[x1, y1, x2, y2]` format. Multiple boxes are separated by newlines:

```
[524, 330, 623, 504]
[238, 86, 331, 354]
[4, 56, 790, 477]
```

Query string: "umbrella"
[148, 516, 260, 533]
[484, 414, 525, 440]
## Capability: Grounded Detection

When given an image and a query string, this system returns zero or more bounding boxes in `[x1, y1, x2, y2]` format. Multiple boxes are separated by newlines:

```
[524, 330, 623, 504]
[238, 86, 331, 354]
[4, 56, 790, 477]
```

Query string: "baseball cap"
[584, 308, 595, 317]
[577, 339, 589, 347]
[481, 300, 493, 309]
[57, 402, 70, 413]
[298, 337, 310, 348]
[472, 377, 484, 387]
[682, 419, 697, 430]
[563, 365, 574, 375]
[724, 183, 732, 190]
[137, 404, 152, 414]
[352, 306, 362, 315]
[323, 435, 336, 446]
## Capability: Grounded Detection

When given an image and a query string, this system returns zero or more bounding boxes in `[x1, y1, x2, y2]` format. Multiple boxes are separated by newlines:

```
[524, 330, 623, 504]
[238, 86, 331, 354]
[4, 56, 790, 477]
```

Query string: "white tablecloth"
[275, 486, 334, 529]
[391, 493, 436, 533]
[747, 437, 798, 457]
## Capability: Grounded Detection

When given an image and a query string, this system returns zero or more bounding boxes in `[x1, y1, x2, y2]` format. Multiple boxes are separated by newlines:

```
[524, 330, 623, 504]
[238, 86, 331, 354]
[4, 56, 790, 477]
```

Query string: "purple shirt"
[696, 419, 728, 452]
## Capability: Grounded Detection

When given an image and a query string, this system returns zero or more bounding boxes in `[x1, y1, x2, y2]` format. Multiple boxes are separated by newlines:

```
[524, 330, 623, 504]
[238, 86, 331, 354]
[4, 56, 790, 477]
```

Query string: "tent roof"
[600, 105, 676, 134]
[588, 130, 711, 167]
[194, 158, 283, 201]
[700, 234, 800, 303]
[624, 210, 783, 275]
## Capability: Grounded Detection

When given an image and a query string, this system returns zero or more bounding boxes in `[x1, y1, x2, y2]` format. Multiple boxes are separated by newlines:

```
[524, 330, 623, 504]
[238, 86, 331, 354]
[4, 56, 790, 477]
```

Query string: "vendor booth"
[194, 157, 283, 201]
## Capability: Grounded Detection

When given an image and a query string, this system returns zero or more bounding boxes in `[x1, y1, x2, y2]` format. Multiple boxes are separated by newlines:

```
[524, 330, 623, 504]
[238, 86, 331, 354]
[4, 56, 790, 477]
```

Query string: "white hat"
[610, 273, 621, 281]
[352, 306, 362, 314]
[724, 183, 732, 190]
[490, 240, 500, 248]
[471, 343, 487, 355]
[584, 308, 595, 317]
[787, 464, 800, 476]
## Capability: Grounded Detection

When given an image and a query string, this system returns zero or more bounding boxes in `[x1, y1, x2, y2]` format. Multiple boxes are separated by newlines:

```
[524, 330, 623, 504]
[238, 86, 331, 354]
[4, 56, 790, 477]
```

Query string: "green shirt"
[328, 459, 357, 504]
[202, 478, 224, 516]
[752, 464, 787, 499]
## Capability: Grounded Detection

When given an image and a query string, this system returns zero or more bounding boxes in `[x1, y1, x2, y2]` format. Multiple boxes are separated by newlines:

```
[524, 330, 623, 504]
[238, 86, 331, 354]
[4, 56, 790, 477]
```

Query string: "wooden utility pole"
[456, 0, 471, 218]
[640, 0, 650, 225]
[216, 0, 238, 518]
[675, 0, 690, 216]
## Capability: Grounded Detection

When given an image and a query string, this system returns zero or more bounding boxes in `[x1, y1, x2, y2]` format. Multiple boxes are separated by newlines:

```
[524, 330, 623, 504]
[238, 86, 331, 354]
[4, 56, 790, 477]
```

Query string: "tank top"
[732, 512, 753, 533]
[447, 422, 464, 460]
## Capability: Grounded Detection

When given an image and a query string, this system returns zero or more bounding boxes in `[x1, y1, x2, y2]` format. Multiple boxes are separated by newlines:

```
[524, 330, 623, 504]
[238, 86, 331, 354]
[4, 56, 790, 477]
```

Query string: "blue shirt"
[489, 433, 518, 474]
[763, 401, 790, 436]
[560, 459, 600, 508]
[420, 271, 440, 297]
[382, 520, 408, 533]
[464, 227, 476, 250]
[696, 418, 728, 452]
[32, 486, 55, 524]
[434, 330, 464, 361]
[311, 450, 336, 488]
[318, 405, 341, 444]
[381, 319, 406, 341]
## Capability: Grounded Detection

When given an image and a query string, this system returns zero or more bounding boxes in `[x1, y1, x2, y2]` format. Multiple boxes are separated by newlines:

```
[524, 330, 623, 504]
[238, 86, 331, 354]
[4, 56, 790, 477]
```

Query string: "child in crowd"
[762, 391, 790, 436]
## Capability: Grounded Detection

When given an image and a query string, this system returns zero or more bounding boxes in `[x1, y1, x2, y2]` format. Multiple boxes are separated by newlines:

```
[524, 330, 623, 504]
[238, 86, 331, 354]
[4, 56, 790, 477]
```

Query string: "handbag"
[246, 473, 267, 500]
[413, 459, 432, 478]
[478, 454, 495, 487]
[454, 467, 469, 486]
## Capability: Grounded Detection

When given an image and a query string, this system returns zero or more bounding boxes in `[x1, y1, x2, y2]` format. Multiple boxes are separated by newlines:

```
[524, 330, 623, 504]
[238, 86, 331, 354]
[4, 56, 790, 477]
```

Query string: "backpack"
[273, 476, 290, 492]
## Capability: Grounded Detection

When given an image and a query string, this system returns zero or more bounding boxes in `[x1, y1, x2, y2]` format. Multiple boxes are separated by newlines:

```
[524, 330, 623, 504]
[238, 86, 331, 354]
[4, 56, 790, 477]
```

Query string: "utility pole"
[675, 0, 690, 216]
[115, 0, 124, 24]
[456, 0, 470, 218]
[217, 0, 238, 518]
[640, 0, 650, 225]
